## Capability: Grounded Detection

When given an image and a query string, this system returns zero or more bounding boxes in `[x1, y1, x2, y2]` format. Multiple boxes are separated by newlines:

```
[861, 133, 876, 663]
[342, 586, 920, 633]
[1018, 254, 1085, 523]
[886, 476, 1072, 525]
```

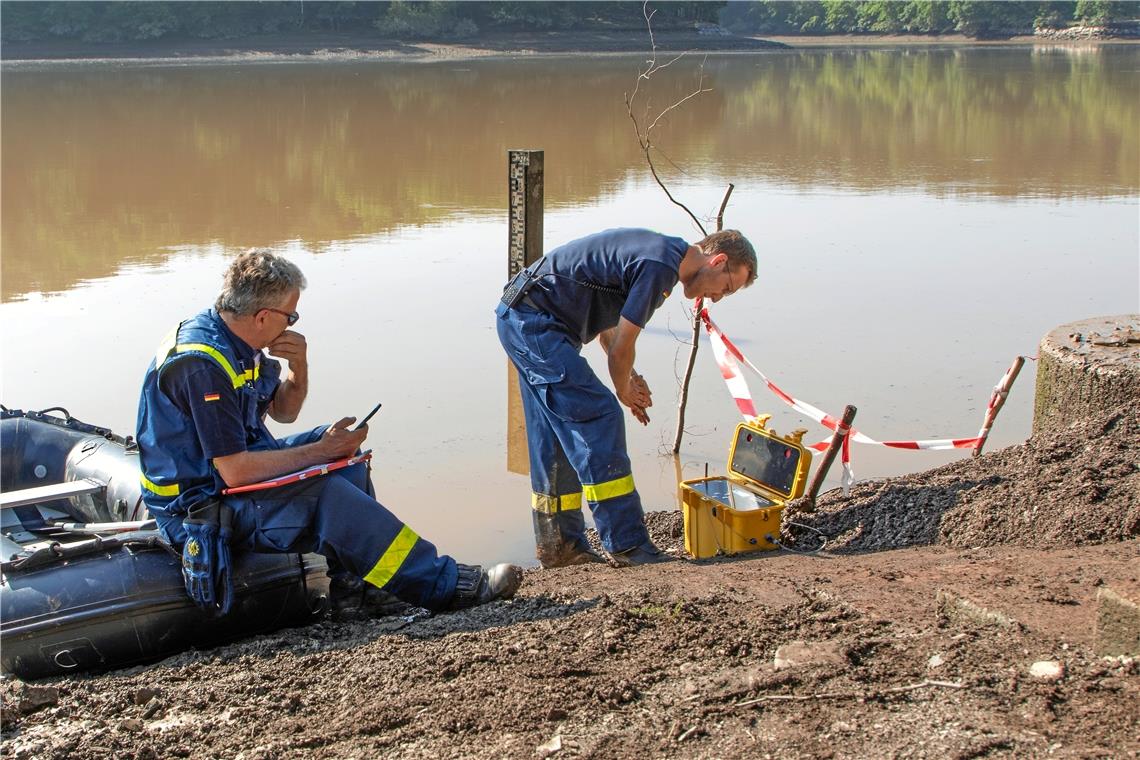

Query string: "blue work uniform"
[495, 228, 688, 562]
[136, 309, 457, 610]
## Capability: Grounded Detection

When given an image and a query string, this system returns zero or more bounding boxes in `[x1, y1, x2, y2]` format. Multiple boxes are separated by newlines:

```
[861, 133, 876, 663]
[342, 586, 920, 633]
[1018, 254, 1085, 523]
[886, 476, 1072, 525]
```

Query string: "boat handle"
[53, 649, 79, 669]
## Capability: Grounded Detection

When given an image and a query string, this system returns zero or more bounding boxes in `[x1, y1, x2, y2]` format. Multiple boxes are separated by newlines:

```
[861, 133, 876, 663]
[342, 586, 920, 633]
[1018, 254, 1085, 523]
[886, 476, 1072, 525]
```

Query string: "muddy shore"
[2, 402, 1136, 758]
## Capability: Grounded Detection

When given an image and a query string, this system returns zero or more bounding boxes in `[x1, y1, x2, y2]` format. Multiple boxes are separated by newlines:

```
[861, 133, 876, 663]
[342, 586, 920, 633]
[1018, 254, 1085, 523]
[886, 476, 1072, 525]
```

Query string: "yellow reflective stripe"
[140, 473, 180, 497]
[582, 475, 635, 503]
[155, 325, 258, 389]
[155, 326, 178, 367]
[531, 492, 583, 514]
[363, 525, 419, 589]
[174, 343, 243, 388]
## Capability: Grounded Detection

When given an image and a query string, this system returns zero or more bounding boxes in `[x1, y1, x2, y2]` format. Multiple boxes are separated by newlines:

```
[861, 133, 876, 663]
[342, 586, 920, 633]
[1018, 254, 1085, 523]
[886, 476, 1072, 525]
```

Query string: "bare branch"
[646, 78, 711, 134]
[626, 0, 708, 237]
[672, 297, 704, 453]
[653, 50, 689, 74]
[626, 1, 739, 454]
[652, 145, 693, 178]
[733, 679, 966, 709]
[716, 184, 735, 232]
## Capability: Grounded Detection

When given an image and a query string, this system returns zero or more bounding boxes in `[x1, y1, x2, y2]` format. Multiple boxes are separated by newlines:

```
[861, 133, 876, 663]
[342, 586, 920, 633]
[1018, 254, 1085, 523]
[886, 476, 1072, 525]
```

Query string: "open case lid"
[727, 416, 812, 500]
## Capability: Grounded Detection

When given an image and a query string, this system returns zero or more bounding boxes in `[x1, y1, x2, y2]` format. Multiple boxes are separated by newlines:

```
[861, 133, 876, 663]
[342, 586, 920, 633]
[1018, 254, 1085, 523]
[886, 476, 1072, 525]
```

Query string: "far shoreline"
[2, 29, 1136, 67]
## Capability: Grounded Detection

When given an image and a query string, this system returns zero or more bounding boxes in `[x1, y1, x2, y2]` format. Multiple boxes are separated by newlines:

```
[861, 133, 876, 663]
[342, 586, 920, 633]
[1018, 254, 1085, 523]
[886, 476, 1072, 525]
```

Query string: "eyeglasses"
[722, 267, 743, 296]
[263, 307, 300, 326]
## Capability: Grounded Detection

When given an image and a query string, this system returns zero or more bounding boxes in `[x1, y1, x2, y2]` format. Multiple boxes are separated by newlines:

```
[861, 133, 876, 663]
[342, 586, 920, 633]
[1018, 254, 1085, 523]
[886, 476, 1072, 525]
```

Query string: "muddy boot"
[447, 563, 523, 611]
[534, 509, 603, 569]
[329, 575, 414, 620]
[609, 540, 671, 568]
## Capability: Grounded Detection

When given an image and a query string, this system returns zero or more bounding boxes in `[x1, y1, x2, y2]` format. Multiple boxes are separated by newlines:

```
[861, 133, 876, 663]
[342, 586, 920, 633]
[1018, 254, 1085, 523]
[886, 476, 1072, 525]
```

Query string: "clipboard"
[221, 450, 372, 495]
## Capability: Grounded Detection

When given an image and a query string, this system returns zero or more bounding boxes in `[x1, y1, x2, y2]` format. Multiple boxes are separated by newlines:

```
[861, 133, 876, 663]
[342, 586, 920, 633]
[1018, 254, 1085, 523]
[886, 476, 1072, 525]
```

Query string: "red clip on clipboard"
[221, 450, 372, 495]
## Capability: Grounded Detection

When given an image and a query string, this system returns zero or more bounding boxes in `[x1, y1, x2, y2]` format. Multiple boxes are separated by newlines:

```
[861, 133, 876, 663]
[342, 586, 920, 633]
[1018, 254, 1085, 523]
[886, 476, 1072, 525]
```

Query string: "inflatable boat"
[1, 406, 329, 681]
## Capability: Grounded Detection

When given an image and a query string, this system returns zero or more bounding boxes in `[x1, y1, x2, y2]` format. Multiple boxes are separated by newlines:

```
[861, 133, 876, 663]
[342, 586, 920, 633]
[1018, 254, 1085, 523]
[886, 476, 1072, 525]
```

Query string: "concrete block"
[1096, 585, 1140, 657]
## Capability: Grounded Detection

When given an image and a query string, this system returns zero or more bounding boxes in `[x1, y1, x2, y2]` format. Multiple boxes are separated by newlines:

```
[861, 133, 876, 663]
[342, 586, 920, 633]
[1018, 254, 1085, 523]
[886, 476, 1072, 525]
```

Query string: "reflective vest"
[136, 309, 279, 518]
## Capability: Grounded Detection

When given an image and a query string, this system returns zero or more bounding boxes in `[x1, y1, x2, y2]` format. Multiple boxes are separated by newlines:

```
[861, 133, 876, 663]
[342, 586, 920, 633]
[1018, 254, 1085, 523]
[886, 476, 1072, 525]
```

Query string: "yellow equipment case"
[681, 415, 812, 559]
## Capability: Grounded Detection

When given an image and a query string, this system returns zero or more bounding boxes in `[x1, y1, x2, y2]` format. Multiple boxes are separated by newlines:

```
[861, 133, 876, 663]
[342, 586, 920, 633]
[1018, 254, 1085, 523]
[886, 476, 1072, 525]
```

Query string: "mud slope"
[2, 405, 1137, 759]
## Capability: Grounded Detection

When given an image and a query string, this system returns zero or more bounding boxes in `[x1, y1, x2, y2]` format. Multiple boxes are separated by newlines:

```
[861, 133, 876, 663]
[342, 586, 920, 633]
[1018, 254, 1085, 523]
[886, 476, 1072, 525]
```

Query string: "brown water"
[2, 48, 1137, 564]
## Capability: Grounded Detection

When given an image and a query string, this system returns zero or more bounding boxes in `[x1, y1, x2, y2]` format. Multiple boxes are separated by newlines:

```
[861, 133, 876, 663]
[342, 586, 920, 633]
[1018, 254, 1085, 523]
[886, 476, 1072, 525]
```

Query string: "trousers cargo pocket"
[248, 482, 321, 553]
[541, 350, 622, 424]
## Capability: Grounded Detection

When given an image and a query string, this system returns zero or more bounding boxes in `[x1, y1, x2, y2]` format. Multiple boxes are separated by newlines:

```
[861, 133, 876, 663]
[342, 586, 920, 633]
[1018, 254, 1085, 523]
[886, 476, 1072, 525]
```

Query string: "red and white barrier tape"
[699, 308, 1031, 494]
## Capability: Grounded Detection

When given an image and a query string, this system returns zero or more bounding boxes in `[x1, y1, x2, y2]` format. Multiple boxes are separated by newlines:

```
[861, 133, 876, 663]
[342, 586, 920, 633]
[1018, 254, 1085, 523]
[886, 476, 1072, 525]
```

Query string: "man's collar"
[209, 308, 260, 363]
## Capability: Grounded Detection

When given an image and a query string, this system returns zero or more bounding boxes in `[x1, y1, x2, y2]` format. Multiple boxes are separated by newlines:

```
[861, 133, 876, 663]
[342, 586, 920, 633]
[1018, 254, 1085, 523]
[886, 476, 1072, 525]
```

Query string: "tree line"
[721, 1, 1137, 36]
[0, 1, 1135, 44]
[0, 1, 718, 43]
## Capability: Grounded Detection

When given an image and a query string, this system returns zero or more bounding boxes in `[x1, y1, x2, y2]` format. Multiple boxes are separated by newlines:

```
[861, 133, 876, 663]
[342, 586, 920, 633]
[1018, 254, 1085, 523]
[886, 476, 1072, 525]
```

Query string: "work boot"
[610, 540, 671, 568]
[447, 563, 523, 610]
[534, 508, 599, 568]
[538, 541, 606, 569]
[329, 575, 413, 620]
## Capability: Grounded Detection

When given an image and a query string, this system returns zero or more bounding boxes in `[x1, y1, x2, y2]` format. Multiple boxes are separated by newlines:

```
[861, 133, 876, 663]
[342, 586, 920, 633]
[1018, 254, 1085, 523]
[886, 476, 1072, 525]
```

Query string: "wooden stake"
[798, 405, 857, 513]
[972, 356, 1025, 458]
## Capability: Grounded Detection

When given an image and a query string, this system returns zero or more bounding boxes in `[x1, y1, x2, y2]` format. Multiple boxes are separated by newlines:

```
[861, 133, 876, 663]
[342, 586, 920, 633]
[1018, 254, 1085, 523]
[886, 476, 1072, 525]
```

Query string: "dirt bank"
[0, 30, 785, 65]
[5, 29, 1133, 66]
[2, 401, 1137, 758]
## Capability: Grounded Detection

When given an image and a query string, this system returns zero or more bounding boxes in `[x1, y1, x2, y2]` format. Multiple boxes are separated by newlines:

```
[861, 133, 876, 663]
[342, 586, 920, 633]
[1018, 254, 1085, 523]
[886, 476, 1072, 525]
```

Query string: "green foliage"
[0, 1, 728, 43]
[901, 1, 955, 32]
[1034, 1, 1077, 28]
[0, 1, 1132, 44]
[720, 1, 1123, 36]
[818, 1, 957, 33]
[1074, 0, 1135, 24]
[82, 2, 179, 42]
[375, 1, 477, 39]
[822, 0, 858, 31]
[854, 2, 901, 33]
[946, 1, 1039, 36]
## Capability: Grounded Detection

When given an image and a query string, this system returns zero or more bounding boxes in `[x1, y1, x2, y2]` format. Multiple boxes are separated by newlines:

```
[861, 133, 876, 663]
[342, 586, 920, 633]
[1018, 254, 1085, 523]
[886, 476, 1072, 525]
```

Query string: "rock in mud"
[773, 640, 846, 670]
[1029, 660, 1066, 681]
[16, 684, 59, 714]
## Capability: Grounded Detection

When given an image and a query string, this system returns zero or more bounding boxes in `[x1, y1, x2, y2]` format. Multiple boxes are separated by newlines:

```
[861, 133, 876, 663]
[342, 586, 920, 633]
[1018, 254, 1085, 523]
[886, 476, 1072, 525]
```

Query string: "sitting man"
[138, 250, 521, 616]
[496, 227, 756, 568]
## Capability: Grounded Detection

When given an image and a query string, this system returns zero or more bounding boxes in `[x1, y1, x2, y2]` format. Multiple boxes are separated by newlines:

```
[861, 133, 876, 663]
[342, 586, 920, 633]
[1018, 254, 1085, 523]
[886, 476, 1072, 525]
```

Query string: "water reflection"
[3, 47, 1137, 301]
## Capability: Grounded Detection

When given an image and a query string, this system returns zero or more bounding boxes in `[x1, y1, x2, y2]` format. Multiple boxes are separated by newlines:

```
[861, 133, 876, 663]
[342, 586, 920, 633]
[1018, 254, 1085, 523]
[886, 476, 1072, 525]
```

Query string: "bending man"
[138, 250, 521, 615]
[496, 227, 757, 568]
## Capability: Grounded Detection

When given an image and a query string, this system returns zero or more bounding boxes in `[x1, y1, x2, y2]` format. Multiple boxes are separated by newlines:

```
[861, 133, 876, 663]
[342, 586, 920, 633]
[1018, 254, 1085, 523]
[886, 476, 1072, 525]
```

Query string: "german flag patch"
[203, 393, 221, 403]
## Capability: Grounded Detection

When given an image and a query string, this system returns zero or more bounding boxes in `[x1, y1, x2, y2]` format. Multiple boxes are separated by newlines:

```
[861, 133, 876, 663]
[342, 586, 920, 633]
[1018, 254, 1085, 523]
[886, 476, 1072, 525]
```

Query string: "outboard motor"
[63, 432, 146, 523]
[0, 406, 138, 525]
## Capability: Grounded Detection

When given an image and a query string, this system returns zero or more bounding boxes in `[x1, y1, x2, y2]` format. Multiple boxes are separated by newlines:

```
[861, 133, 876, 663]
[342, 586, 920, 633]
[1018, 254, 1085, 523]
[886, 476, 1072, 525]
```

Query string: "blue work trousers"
[162, 427, 457, 611]
[496, 302, 649, 554]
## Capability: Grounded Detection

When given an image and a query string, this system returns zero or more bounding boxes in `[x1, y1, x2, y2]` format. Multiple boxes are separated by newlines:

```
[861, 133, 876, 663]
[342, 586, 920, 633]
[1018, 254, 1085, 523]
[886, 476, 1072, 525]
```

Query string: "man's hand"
[213, 415, 368, 488]
[315, 416, 368, 460]
[267, 330, 308, 369]
[617, 372, 652, 426]
[266, 330, 309, 423]
[625, 372, 652, 426]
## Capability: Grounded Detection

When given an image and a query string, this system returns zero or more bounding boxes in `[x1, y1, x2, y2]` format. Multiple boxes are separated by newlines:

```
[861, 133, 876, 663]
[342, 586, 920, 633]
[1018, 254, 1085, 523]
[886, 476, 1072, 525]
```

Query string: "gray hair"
[215, 249, 307, 316]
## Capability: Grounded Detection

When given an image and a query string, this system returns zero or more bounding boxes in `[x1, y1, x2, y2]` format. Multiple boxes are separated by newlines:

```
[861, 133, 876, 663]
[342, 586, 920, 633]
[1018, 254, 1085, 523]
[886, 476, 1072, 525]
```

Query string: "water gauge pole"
[506, 150, 544, 476]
